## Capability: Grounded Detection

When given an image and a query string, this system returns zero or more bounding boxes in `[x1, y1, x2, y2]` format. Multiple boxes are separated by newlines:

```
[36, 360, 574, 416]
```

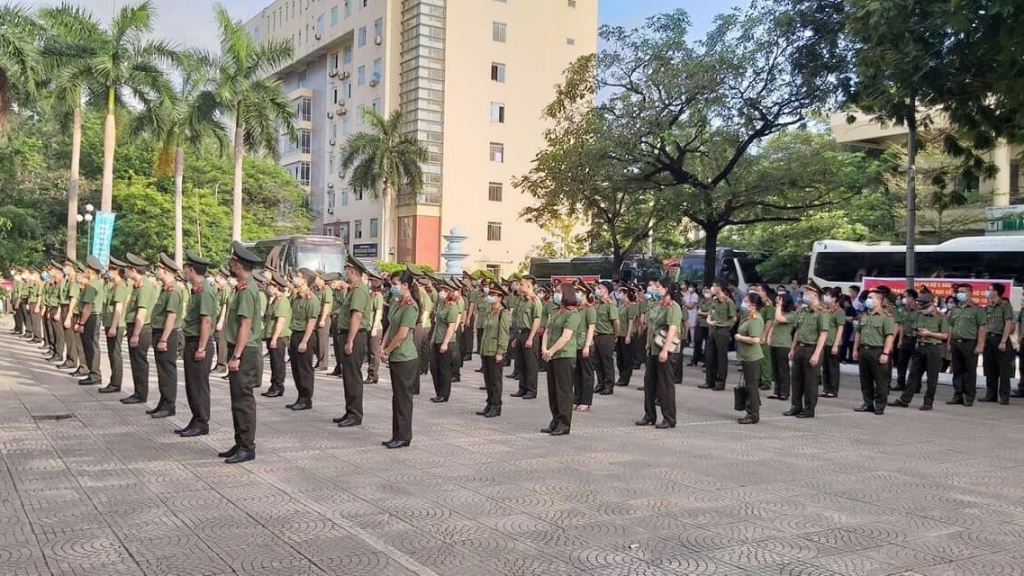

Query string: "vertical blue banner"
[91, 211, 116, 266]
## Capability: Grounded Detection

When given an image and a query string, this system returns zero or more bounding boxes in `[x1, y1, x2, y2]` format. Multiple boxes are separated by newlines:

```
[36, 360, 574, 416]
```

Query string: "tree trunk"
[100, 87, 116, 212]
[380, 181, 390, 262]
[231, 122, 244, 242]
[904, 96, 918, 290]
[174, 146, 184, 268]
[66, 106, 82, 259]
[702, 225, 720, 287]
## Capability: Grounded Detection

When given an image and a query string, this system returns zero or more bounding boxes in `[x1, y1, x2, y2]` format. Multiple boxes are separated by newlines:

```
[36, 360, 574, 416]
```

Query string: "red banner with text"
[861, 277, 1013, 306]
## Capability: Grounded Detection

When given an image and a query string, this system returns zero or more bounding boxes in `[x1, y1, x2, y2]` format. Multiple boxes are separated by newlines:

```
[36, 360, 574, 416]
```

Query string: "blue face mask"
[801, 296, 812, 306]
[485, 296, 497, 304]
[390, 285, 402, 297]
[740, 302, 750, 312]
[956, 292, 968, 303]
[647, 287, 659, 299]
[575, 291, 584, 303]
[553, 292, 563, 305]
[865, 297, 876, 309]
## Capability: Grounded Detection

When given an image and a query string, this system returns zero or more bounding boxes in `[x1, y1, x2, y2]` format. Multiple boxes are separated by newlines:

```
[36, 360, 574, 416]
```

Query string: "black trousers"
[900, 343, 942, 405]
[316, 317, 331, 368]
[951, 338, 979, 403]
[31, 308, 42, 340]
[267, 336, 287, 390]
[430, 341, 453, 400]
[289, 332, 316, 400]
[13, 300, 24, 332]
[821, 353, 840, 395]
[593, 334, 616, 390]
[546, 357, 574, 432]
[183, 337, 213, 429]
[81, 313, 102, 380]
[896, 337, 915, 388]
[341, 330, 368, 420]
[790, 345, 819, 415]
[106, 326, 125, 387]
[706, 327, 730, 388]
[415, 325, 431, 374]
[515, 332, 540, 394]
[127, 323, 152, 401]
[691, 326, 707, 364]
[228, 346, 259, 452]
[332, 320, 344, 371]
[482, 355, 502, 408]
[615, 336, 633, 386]
[857, 346, 890, 408]
[770, 346, 791, 397]
[476, 327, 484, 355]
[153, 329, 180, 411]
[390, 358, 417, 442]
[44, 308, 56, 352]
[451, 328, 463, 376]
[52, 309, 66, 358]
[461, 323, 474, 361]
[741, 359, 761, 418]
[982, 334, 1012, 401]
[644, 353, 677, 425]
[216, 329, 228, 368]
[367, 333, 381, 380]
[573, 347, 595, 405]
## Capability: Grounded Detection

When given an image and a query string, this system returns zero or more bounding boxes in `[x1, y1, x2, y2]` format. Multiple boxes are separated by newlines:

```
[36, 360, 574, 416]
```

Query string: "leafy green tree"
[0, 206, 44, 271]
[211, 2, 296, 242]
[0, 2, 39, 132]
[340, 108, 428, 262]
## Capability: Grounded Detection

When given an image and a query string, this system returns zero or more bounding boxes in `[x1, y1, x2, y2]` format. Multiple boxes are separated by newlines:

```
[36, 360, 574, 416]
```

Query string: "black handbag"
[733, 371, 746, 411]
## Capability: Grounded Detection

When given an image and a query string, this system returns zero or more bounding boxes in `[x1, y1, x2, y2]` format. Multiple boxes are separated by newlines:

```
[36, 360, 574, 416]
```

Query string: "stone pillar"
[440, 228, 468, 275]
[992, 141, 1012, 207]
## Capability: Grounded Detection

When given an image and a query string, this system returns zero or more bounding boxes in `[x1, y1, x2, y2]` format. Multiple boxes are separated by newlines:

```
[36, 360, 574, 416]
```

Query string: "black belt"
[796, 342, 815, 348]
[596, 332, 615, 337]
[340, 328, 368, 334]
[712, 326, 731, 331]
[917, 342, 942, 347]
[861, 345, 882, 350]
[953, 338, 975, 343]
[986, 333, 1003, 338]
[184, 336, 204, 342]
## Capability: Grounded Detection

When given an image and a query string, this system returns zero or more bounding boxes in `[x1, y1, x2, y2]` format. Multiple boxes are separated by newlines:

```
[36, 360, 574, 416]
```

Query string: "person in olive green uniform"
[450, 286, 466, 381]
[702, 283, 736, 391]
[572, 284, 598, 411]
[176, 251, 218, 437]
[75, 257, 107, 386]
[635, 277, 681, 429]
[980, 283, 1014, 404]
[461, 272, 478, 362]
[59, 262, 83, 370]
[216, 241, 263, 464]
[474, 277, 491, 356]
[735, 293, 766, 424]
[614, 287, 638, 387]
[890, 292, 947, 410]
[478, 285, 511, 418]
[755, 285, 775, 390]
[429, 280, 461, 403]
[785, 284, 829, 418]
[510, 276, 543, 399]
[381, 270, 421, 448]
[312, 272, 333, 372]
[1015, 303, 1024, 399]
[947, 283, 987, 407]
[853, 288, 896, 414]
[121, 253, 159, 405]
[46, 265, 67, 362]
[541, 284, 580, 435]
[99, 258, 130, 393]
[214, 270, 231, 375]
[414, 275, 434, 376]
[820, 287, 846, 398]
[365, 279, 385, 384]
[327, 274, 348, 375]
[892, 290, 918, 392]
[288, 269, 319, 409]
[769, 293, 797, 400]
[41, 264, 60, 359]
[10, 271, 24, 335]
[28, 270, 43, 343]
[262, 272, 292, 398]
[149, 254, 184, 418]
[592, 281, 620, 395]
[335, 257, 374, 426]
[689, 288, 712, 367]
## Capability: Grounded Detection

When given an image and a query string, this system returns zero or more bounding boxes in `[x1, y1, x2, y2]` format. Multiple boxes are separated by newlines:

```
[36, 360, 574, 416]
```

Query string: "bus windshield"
[296, 245, 347, 273]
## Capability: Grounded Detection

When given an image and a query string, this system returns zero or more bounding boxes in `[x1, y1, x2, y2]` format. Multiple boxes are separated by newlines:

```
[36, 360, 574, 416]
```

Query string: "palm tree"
[89, 1, 175, 212]
[340, 109, 427, 261]
[211, 2, 296, 242]
[0, 2, 40, 132]
[132, 50, 225, 266]
[38, 3, 103, 260]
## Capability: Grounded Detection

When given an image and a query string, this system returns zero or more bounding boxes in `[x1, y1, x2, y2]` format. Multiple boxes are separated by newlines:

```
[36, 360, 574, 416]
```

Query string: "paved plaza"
[2, 329, 1024, 576]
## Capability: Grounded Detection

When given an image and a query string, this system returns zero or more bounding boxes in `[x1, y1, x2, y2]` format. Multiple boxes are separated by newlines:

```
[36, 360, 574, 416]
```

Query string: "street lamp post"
[76, 203, 95, 258]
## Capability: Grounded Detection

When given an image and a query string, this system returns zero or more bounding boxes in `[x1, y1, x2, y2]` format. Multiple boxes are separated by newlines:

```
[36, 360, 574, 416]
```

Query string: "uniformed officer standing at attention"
[702, 282, 736, 391]
[335, 257, 373, 427]
[148, 254, 185, 418]
[592, 281, 620, 396]
[216, 241, 263, 464]
[981, 283, 1014, 404]
[47, 264, 68, 363]
[819, 287, 845, 398]
[365, 276, 385, 384]
[852, 287, 895, 414]
[99, 257, 130, 394]
[58, 261, 82, 371]
[510, 276, 542, 400]
[214, 268, 231, 376]
[380, 270, 421, 448]
[785, 283, 828, 418]
[313, 272, 334, 372]
[635, 277, 681, 429]
[429, 279, 460, 403]
[889, 292, 946, 410]
[478, 284, 510, 418]
[177, 251, 218, 437]
[946, 283, 987, 407]
[287, 268, 319, 410]
[261, 272, 292, 399]
[74, 256, 107, 386]
[327, 272, 347, 376]
[121, 254, 159, 405]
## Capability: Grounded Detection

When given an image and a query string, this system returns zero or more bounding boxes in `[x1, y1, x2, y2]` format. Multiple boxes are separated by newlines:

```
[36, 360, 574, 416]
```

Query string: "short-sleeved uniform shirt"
[125, 278, 159, 326]
[771, 312, 797, 348]
[481, 307, 511, 357]
[103, 281, 131, 328]
[759, 304, 776, 332]
[338, 281, 372, 331]
[224, 277, 261, 348]
[547, 307, 581, 360]
[950, 303, 987, 340]
[370, 291, 384, 333]
[697, 300, 712, 328]
[915, 312, 948, 345]
[182, 281, 219, 337]
[514, 295, 543, 333]
[386, 298, 420, 362]
[576, 305, 597, 350]
[857, 310, 895, 347]
[824, 307, 846, 346]
[264, 296, 293, 340]
[417, 286, 433, 328]
[431, 299, 460, 344]
[43, 281, 58, 308]
[649, 301, 683, 355]
[737, 316, 765, 361]
[618, 303, 636, 337]
[81, 278, 107, 317]
[594, 301, 619, 335]
[793, 307, 828, 345]
[150, 283, 184, 331]
[709, 299, 737, 329]
[985, 301, 1013, 335]
[290, 292, 319, 334]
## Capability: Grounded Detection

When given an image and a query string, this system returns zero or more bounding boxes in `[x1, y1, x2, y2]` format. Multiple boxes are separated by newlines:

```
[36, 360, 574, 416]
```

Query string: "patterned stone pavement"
[2, 329, 1024, 576]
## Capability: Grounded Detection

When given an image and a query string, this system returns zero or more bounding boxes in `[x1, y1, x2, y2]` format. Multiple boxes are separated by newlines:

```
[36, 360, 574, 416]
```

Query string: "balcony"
[396, 192, 441, 206]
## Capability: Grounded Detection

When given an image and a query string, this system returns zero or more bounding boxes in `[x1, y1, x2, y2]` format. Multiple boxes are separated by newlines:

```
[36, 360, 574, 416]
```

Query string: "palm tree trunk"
[100, 86, 116, 212]
[231, 122, 244, 242]
[174, 146, 184, 268]
[66, 106, 82, 259]
[380, 183, 390, 262]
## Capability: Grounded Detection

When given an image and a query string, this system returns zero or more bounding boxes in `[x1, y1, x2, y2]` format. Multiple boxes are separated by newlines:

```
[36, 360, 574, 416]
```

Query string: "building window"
[370, 218, 379, 238]
[362, 0, 368, 7]
[354, 220, 363, 239]
[316, 15, 324, 36]
[330, 6, 338, 25]
[341, 188, 349, 206]
[492, 22, 506, 43]
[327, 189, 336, 210]
[490, 102, 505, 123]
[487, 222, 502, 241]
[345, 82, 352, 99]
[344, 0, 351, 16]
[332, 87, 338, 104]
[489, 142, 504, 163]
[329, 156, 334, 174]
[354, 188, 364, 201]
[329, 52, 339, 70]
[330, 123, 338, 140]
[372, 58, 381, 79]
[357, 104, 365, 123]
[357, 65, 366, 85]
[490, 62, 505, 83]
[374, 18, 383, 40]
[343, 47, 352, 64]
[290, 161, 310, 186]
[567, 37, 575, 45]
[299, 129, 311, 154]
[400, 216, 412, 239]
[372, 98, 380, 112]
[568, 0, 576, 6]
[296, 96, 312, 121]
[486, 264, 501, 276]
[342, 116, 350, 134]
[358, 26, 367, 47]
[297, 69, 307, 88]
[253, 26, 260, 41]
[488, 182, 503, 202]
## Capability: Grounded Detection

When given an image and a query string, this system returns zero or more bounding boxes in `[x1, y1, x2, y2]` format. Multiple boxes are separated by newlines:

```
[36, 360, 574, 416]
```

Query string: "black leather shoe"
[506, 374, 520, 380]
[475, 406, 491, 416]
[452, 375, 461, 383]
[510, 391, 526, 397]
[697, 384, 713, 389]
[946, 398, 964, 405]
[999, 399, 1009, 405]
[78, 377, 100, 386]
[616, 382, 628, 387]
[963, 401, 974, 407]
[285, 400, 301, 409]
[919, 403, 933, 411]
[145, 406, 160, 414]
[978, 397, 998, 403]
[56, 362, 75, 369]
[180, 427, 208, 438]
[522, 393, 537, 400]
[385, 439, 411, 449]
[98, 385, 120, 394]
[795, 412, 815, 418]
[47, 354, 63, 362]
[121, 396, 144, 405]
[218, 445, 238, 458]
[540, 423, 557, 433]
[853, 404, 874, 412]
[70, 368, 86, 377]
[151, 410, 175, 419]
[290, 401, 311, 411]
[381, 439, 395, 446]
[655, 421, 675, 429]
[634, 419, 654, 426]
[225, 449, 255, 464]
[173, 425, 191, 434]
[363, 377, 377, 384]
[430, 396, 448, 403]
[738, 416, 758, 424]
[874, 408, 885, 415]
[267, 388, 285, 397]
[475, 368, 485, 373]
[484, 407, 501, 418]
[782, 409, 801, 416]
[548, 428, 570, 436]
[331, 415, 347, 423]
[330, 367, 342, 376]
[598, 389, 613, 396]
[478, 386, 486, 390]
[887, 399, 908, 407]
[336, 417, 361, 427]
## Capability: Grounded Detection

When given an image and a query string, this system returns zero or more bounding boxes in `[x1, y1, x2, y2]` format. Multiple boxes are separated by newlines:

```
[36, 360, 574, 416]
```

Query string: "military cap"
[406, 264, 423, 277]
[315, 269, 326, 278]
[177, 270, 188, 283]
[252, 270, 269, 284]
[415, 275, 433, 285]
[218, 265, 231, 277]
[184, 250, 210, 268]
[916, 292, 933, 304]
[157, 252, 180, 273]
[803, 280, 822, 295]
[126, 253, 149, 270]
[295, 267, 317, 284]
[270, 271, 289, 289]
[344, 256, 369, 276]
[324, 271, 342, 282]
[108, 256, 127, 269]
[73, 260, 86, 273]
[520, 274, 537, 283]
[367, 270, 382, 282]
[85, 255, 104, 273]
[487, 284, 508, 298]
[229, 241, 263, 266]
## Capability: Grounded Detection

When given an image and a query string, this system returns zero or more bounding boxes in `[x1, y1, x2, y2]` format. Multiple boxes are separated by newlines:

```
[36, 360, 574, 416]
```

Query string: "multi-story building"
[244, 0, 598, 273]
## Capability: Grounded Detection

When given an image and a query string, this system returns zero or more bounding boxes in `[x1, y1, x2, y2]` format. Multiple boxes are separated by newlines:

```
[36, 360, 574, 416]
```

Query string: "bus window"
[737, 258, 765, 285]
[264, 245, 283, 271]
[677, 255, 704, 285]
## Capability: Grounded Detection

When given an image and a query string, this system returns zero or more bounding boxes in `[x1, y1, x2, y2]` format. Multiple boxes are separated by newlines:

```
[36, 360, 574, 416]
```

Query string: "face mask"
[390, 285, 402, 297]
[801, 296, 812, 306]
[647, 287, 659, 299]
[946, 302, 956, 309]
[895, 298, 903, 308]
[439, 290, 449, 300]
[740, 302, 750, 312]
[485, 296, 497, 304]
[553, 292, 563, 305]
[42, 272, 52, 281]
[822, 296, 833, 305]
[956, 292, 968, 303]
[575, 291, 584, 302]
[703, 291, 711, 298]
[865, 297, 877, 309]
[985, 290, 994, 300]
[921, 308, 933, 317]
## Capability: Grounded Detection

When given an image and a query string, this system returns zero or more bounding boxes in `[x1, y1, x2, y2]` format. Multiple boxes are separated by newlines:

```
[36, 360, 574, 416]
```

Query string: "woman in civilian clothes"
[735, 293, 766, 424]
[572, 283, 598, 412]
[541, 284, 580, 436]
[261, 272, 292, 398]
[477, 284, 510, 418]
[380, 271, 420, 449]
[768, 293, 796, 402]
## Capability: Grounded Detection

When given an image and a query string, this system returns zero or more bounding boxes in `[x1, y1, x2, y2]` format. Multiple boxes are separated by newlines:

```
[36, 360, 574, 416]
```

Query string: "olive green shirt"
[431, 300, 460, 344]
[617, 303, 637, 337]
[370, 291, 384, 333]
[709, 299, 736, 328]
[770, 312, 796, 348]
[547, 308, 581, 360]
[542, 300, 556, 328]
[697, 300, 712, 328]
[417, 286, 433, 328]
[224, 278, 261, 348]
[264, 296, 292, 340]
[42, 282, 58, 307]
[103, 281, 131, 328]
[737, 316, 765, 361]
[182, 282, 219, 337]
[793, 308, 828, 346]
[949, 303, 987, 340]
[915, 312, 948, 345]
[857, 310, 895, 348]
[81, 279, 106, 317]
[759, 304, 775, 329]
[290, 292, 320, 334]
[824, 308, 845, 346]
[514, 295, 543, 332]
[480, 307, 511, 357]
[594, 301, 619, 335]
[58, 280, 71, 305]
[337, 281, 372, 331]
[386, 299, 420, 362]
[985, 301, 1013, 335]
[331, 286, 347, 320]
[150, 283, 184, 331]
[576, 305, 597, 350]
[125, 278, 159, 326]
[649, 301, 683, 355]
